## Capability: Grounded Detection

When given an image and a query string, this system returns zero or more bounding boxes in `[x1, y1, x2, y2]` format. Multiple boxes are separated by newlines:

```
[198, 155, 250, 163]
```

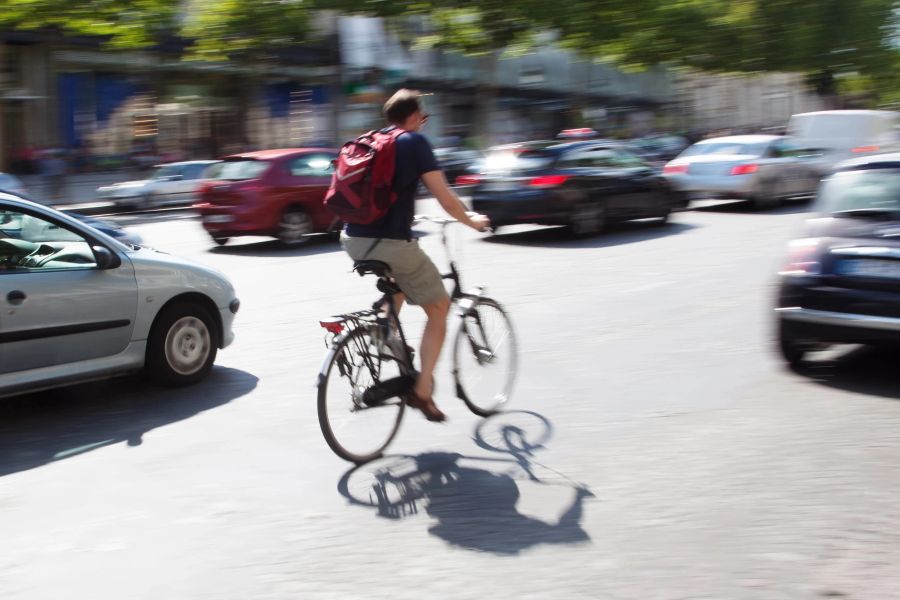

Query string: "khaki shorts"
[341, 234, 449, 306]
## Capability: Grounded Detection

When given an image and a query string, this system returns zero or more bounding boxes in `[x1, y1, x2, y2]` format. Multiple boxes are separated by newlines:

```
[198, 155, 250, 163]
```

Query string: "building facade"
[0, 30, 338, 172]
[672, 70, 825, 136]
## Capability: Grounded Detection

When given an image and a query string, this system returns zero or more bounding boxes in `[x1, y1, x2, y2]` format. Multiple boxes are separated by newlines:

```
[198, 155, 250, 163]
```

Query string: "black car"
[627, 135, 691, 166]
[463, 140, 681, 235]
[435, 147, 482, 184]
[776, 152, 900, 366]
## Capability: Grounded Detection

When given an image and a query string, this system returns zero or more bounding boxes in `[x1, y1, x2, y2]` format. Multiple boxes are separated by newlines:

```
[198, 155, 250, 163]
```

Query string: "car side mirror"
[92, 245, 121, 269]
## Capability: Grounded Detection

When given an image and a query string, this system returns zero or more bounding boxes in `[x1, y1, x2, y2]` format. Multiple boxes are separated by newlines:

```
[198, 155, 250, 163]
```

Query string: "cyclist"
[340, 89, 490, 423]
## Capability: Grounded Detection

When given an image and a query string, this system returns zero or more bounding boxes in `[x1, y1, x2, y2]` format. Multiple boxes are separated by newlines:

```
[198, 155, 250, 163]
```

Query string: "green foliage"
[183, 0, 315, 60]
[2, 0, 897, 100]
[0, 0, 180, 47]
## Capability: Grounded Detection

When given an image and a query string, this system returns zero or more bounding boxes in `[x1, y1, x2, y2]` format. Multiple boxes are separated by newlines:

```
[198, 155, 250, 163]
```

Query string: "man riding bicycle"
[340, 89, 490, 423]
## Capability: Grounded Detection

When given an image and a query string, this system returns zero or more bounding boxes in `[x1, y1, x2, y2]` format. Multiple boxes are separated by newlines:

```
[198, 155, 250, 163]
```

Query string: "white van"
[786, 110, 900, 175]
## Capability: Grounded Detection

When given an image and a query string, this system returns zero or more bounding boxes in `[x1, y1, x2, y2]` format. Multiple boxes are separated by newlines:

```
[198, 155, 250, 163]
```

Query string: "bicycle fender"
[315, 330, 352, 388]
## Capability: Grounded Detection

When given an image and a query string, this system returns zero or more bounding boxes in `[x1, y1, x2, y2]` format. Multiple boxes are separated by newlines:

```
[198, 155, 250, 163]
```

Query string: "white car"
[662, 135, 821, 209]
[786, 110, 900, 175]
[0, 193, 239, 397]
[97, 160, 220, 210]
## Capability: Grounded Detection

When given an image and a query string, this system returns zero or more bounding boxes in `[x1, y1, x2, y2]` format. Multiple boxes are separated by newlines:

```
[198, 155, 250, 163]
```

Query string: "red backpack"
[324, 127, 406, 224]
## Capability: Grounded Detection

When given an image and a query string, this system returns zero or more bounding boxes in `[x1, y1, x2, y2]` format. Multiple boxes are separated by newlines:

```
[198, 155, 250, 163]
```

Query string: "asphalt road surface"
[3, 200, 900, 599]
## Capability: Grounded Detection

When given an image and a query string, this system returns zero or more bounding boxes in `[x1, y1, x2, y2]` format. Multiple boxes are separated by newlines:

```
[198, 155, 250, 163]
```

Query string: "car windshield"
[152, 165, 181, 179]
[480, 149, 556, 172]
[680, 142, 768, 157]
[207, 159, 270, 181]
[818, 169, 900, 216]
[0, 210, 85, 243]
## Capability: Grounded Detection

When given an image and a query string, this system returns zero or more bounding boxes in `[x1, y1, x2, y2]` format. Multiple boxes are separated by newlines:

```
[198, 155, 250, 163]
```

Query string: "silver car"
[0, 193, 239, 397]
[97, 160, 220, 211]
[662, 135, 820, 209]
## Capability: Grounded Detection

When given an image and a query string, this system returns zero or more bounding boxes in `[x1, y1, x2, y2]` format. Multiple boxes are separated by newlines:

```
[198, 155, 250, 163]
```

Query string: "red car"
[195, 148, 339, 247]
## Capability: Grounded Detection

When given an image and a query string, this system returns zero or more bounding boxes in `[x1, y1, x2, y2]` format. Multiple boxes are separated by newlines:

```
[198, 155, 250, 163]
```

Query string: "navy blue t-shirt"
[345, 130, 440, 240]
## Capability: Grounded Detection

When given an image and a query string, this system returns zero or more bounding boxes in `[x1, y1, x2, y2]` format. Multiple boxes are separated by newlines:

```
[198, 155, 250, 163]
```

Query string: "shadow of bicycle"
[336, 411, 594, 555]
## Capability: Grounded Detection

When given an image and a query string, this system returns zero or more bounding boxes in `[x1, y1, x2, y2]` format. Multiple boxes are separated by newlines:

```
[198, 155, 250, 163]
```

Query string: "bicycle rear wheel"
[318, 326, 406, 463]
[453, 297, 518, 417]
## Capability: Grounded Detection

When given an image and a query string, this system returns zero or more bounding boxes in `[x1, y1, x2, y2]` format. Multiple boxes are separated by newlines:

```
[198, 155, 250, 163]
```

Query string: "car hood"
[126, 246, 235, 306]
[802, 215, 900, 245]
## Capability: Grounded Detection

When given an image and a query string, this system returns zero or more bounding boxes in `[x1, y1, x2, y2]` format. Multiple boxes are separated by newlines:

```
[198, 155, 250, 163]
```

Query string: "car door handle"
[7, 290, 26, 305]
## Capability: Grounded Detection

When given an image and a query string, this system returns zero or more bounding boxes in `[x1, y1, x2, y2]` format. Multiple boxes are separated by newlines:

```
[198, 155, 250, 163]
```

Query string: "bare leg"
[414, 296, 451, 401]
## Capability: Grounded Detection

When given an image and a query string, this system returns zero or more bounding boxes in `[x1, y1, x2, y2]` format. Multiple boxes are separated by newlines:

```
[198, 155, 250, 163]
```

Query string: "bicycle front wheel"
[318, 326, 406, 464]
[453, 297, 518, 417]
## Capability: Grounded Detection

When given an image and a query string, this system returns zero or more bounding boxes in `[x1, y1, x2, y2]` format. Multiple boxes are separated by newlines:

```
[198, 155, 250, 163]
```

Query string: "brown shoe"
[407, 391, 447, 422]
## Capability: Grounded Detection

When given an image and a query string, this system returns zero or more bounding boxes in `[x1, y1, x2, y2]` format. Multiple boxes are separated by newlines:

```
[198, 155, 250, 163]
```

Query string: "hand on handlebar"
[414, 213, 491, 232]
[467, 213, 491, 233]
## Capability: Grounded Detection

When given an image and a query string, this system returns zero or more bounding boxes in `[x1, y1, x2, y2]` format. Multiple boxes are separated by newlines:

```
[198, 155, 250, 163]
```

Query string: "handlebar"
[413, 214, 458, 225]
[414, 212, 483, 226]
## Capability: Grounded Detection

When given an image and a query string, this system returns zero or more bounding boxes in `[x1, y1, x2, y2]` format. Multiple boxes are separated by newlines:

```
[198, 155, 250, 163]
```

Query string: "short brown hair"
[383, 89, 422, 125]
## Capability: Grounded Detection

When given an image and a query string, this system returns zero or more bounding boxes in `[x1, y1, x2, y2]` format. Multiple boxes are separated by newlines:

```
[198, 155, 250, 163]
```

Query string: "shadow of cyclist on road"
[337, 411, 594, 555]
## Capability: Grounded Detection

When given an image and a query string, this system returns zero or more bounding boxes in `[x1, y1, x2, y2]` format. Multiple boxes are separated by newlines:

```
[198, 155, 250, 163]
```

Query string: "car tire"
[778, 321, 810, 370]
[277, 207, 313, 247]
[654, 205, 671, 226]
[146, 302, 218, 387]
[752, 180, 780, 210]
[211, 236, 229, 246]
[568, 200, 606, 237]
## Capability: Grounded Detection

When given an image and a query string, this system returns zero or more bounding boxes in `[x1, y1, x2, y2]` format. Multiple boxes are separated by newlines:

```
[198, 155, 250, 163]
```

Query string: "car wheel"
[146, 302, 218, 387]
[569, 200, 606, 237]
[654, 205, 672, 226]
[752, 180, 780, 210]
[778, 321, 812, 370]
[211, 236, 229, 246]
[277, 207, 313, 247]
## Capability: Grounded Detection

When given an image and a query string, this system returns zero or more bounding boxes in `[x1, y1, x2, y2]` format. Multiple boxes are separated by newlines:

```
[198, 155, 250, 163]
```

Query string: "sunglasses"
[421, 113, 430, 123]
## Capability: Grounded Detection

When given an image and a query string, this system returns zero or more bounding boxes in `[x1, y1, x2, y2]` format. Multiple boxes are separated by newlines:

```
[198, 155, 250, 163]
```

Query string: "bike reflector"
[319, 320, 344, 334]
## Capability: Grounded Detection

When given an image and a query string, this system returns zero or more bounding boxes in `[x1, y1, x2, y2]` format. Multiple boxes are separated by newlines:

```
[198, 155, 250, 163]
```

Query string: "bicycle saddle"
[353, 260, 392, 277]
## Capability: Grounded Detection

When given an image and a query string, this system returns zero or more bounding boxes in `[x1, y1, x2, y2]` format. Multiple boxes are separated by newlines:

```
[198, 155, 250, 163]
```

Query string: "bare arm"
[421, 170, 490, 231]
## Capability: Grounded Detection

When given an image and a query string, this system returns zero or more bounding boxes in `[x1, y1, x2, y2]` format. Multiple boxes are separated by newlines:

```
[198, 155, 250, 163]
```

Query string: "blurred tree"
[311, 0, 899, 137]
[3, 0, 897, 139]
[551, 0, 899, 106]
[0, 0, 180, 47]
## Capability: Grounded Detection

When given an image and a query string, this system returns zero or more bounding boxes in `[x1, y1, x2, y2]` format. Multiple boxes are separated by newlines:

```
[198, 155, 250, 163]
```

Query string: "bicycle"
[316, 215, 518, 464]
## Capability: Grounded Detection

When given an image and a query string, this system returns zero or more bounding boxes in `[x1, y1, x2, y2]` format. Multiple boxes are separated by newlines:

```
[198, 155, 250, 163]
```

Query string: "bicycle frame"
[317, 216, 490, 389]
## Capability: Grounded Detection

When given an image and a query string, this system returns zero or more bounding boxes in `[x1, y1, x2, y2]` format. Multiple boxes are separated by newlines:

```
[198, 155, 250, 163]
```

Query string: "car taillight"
[851, 145, 879, 153]
[663, 163, 688, 175]
[730, 164, 759, 175]
[528, 175, 569, 187]
[456, 174, 481, 186]
[779, 238, 821, 275]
